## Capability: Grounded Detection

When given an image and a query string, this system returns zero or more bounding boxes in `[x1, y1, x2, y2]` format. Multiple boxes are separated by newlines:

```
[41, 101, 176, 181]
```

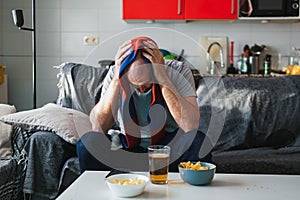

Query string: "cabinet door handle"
[178, 0, 181, 15]
[231, 0, 235, 14]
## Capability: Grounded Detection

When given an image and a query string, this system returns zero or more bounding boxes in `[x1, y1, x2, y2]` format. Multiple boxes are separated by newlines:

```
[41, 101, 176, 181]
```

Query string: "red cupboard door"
[185, 0, 238, 20]
[123, 0, 185, 20]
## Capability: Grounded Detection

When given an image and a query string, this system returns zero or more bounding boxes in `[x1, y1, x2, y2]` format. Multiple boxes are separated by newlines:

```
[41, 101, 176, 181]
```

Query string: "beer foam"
[149, 153, 169, 158]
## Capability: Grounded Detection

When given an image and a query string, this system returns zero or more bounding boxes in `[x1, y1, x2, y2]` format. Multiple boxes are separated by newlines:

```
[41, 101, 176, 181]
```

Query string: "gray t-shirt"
[101, 60, 196, 147]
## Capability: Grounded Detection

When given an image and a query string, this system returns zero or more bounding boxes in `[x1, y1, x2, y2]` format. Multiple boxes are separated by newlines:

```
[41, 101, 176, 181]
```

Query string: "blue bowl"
[178, 162, 216, 186]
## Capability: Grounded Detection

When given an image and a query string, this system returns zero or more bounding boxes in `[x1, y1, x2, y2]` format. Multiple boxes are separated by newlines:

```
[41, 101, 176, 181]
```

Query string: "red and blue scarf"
[119, 36, 166, 148]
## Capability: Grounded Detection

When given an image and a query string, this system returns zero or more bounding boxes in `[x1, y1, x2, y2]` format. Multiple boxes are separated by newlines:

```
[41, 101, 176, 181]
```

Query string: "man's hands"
[141, 40, 167, 83]
[113, 39, 167, 83]
[142, 40, 164, 65]
[90, 40, 132, 133]
[114, 40, 132, 79]
[142, 40, 199, 132]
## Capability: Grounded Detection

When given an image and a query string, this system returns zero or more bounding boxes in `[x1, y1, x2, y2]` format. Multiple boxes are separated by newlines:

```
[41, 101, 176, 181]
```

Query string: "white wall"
[1, 0, 300, 110]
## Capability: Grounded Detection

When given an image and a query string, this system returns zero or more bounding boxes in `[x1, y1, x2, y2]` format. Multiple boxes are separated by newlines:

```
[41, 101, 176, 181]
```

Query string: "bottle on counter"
[240, 51, 250, 74]
[227, 41, 237, 74]
[264, 54, 272, 75]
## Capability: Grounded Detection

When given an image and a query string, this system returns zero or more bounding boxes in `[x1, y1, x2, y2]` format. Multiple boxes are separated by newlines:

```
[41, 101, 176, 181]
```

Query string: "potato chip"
[113, 178, 146, 185]
[179, 161, 210, 170]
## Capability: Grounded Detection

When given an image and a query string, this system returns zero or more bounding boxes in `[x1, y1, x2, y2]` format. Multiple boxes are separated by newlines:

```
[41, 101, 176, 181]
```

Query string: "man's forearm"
[90, 78, 120, 133]
[161, 80, 199, 132]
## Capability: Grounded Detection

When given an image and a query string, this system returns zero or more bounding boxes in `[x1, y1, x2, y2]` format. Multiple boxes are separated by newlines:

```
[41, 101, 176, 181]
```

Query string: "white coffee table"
[57, 171, 300, 200]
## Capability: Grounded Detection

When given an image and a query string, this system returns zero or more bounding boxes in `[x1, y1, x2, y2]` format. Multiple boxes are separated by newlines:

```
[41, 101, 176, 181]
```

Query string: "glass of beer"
[148, 145, 170, 184]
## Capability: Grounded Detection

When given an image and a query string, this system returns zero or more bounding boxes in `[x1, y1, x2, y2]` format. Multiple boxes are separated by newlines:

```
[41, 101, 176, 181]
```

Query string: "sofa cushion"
[0, 103, 92, 144]
[264, 129, 296, 148]
[0, 104, 16, 159]
[212, 146, 300, 174]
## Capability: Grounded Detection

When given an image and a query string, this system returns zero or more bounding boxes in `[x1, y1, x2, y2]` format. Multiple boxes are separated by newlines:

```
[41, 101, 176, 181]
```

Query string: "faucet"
[206, 42, 225, 74]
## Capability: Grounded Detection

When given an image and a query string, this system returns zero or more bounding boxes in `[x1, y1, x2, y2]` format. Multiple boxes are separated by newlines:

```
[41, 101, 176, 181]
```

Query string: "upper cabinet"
[122, 0, 185, 20]
[122, 0, 238, 21]
[185, 0, 238, 20]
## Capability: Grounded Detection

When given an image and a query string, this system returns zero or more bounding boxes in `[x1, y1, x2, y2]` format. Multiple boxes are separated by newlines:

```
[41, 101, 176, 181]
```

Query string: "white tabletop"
[57, 171, 300, 200]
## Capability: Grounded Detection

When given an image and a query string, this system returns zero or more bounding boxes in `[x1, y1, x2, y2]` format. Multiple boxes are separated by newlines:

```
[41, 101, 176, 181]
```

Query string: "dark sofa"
[195, 74, 300, 174]
[1, 62, 300, 199]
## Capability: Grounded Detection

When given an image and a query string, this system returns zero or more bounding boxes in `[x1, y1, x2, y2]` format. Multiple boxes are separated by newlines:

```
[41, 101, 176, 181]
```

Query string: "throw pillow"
[0, 104, 16, 159]
[0, 103, 92, 144]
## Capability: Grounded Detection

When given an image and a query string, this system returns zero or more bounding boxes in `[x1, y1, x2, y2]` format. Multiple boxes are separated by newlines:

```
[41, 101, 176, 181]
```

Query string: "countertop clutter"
[202, 39, 296, 76]
[283, 65, 300, 74]
[229, 44, 300, 75]
[232, 43, 273, 75]
[283, 47, 300, 74]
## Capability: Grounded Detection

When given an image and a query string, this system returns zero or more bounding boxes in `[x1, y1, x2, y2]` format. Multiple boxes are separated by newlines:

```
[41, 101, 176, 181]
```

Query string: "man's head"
[126, 51, 153, 93]
[119, 36, 158, 93]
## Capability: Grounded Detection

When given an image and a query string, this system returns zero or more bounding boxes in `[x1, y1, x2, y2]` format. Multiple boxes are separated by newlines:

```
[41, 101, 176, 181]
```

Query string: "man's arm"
[142, 41, 200, 132]
[161, 82, 200, 132]
[89, 75, 120, 133]
[89, 40, 132, 133]
[156, 64, 199, 132]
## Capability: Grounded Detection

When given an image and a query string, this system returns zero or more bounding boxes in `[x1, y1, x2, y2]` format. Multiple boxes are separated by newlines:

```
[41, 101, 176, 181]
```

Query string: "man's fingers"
[116, 40, 132, 60]
[142, 46, 163, 64]
[141, 51, 152, 62]
[115, 48, 132, 69]
[120, 50, 132, 61]
[143, 40, 158, 49]
[119, 40, 131, 51]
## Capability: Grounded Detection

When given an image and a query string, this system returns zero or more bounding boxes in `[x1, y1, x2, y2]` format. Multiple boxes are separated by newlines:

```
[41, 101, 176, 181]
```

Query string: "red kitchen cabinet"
[122, 0, 185, 20]
[185, 0, 238, 20]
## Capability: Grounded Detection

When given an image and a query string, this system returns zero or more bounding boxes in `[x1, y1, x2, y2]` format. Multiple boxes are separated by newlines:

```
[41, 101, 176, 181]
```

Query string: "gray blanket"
[0, 126, 30, 200]
[56, 62, 108, 115]
[22, 131, 76, 199]
[197, 74, 300, 152]
[21, 62, 109, 198]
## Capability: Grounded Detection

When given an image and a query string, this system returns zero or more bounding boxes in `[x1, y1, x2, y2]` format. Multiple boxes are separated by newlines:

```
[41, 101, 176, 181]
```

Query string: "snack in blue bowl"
[178, 161, 216, 186]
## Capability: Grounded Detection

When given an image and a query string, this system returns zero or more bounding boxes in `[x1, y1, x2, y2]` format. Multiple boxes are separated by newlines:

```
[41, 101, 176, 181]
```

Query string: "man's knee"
[76, 131, 112, 172]
[76, 131, 102, 159]
[168, 130, 212, 171]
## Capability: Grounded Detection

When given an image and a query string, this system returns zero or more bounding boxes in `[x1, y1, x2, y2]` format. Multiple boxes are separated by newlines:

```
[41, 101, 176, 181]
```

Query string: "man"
[76, 36, 211, 172]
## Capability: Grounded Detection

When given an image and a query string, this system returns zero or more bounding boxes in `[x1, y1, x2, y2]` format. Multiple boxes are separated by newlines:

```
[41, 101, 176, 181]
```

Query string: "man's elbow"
[89, 113, 107, 133]
[180, 116, 199, 133]
[90, 118, 103, 132]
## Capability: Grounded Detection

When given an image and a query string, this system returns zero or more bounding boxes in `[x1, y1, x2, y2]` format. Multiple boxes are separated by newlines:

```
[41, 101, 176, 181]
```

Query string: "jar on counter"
[289, 47, 299, 66]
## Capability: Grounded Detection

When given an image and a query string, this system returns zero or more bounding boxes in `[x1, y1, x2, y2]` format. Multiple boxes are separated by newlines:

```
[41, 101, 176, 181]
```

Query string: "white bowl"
[105, 173, 149, 197]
